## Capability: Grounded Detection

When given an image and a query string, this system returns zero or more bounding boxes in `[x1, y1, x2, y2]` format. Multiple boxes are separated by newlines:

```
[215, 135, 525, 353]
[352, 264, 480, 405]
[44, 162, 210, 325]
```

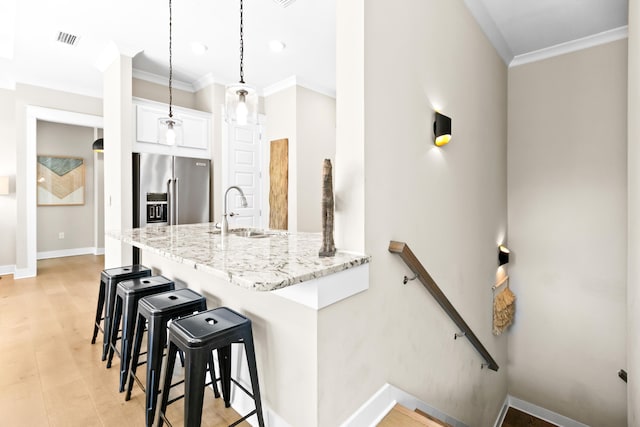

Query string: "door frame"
[18, 106, 103, 278]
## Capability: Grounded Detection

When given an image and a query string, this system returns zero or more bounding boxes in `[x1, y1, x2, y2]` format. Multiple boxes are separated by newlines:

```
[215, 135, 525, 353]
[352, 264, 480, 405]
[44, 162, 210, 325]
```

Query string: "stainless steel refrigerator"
[133, 153, 211, 229]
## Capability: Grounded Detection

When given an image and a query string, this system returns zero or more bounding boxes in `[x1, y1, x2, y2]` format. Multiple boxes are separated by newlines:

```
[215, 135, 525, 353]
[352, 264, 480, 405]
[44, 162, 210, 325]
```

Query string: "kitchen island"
[108, 223, 370, 426]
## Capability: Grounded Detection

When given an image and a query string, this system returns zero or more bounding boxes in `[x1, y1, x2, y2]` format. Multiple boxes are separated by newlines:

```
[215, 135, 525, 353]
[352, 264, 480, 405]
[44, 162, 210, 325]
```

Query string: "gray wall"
[0, 89, 17, 270]
[264, 85, 336, 233]
[330, 0, 508, 425]
[296, 86, 336, 232]
[36, 121, 96, 254]
[13, 84, 103, 270]
[628, 2, 640, 423]
[507, 40, 628, 425]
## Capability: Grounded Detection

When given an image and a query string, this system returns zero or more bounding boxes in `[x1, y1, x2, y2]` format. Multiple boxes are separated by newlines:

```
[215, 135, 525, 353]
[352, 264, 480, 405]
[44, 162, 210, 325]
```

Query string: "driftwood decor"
[319, 159, 336, 257]
[269, 139, 289, 230]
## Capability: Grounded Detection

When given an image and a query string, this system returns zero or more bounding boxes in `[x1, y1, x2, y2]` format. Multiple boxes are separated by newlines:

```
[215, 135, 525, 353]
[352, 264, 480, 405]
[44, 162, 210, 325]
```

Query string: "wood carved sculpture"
[319, 159, 336, 257]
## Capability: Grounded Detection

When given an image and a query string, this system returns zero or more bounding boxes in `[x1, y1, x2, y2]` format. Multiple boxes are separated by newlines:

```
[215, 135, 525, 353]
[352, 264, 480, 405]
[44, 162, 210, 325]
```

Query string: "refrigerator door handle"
[174, 177, 179, 225]
[167, 178, 174, 225]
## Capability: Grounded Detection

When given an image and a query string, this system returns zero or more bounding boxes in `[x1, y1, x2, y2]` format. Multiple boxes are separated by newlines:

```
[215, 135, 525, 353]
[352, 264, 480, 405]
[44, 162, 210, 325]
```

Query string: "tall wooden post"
[319, 159, 336, 257]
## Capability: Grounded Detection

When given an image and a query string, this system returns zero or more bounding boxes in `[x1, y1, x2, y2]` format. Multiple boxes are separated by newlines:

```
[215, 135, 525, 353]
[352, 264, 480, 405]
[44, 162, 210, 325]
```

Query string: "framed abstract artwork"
[37, 155, 85, 206]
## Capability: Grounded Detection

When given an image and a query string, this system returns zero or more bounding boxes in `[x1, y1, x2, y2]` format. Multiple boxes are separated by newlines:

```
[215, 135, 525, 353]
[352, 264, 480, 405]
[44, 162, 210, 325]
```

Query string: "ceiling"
[0, 0, 629, 99]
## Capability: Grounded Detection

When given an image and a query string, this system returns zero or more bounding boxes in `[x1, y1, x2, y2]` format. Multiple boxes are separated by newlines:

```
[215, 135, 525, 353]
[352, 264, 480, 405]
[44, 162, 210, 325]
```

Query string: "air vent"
[56, 31, 79, 46]
[272, 0, 296, 7]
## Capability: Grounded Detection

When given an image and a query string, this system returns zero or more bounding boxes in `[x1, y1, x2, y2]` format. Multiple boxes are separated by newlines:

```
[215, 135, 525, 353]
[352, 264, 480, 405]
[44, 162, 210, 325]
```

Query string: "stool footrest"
[164, 378, 216, 405]
[230, 377, 255, 400]
[229, 409, 257, 427]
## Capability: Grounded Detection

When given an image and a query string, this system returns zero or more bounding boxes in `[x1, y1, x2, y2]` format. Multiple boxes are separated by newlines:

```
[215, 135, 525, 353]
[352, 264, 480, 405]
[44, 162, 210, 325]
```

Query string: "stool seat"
[126, 288, 216, 427]
[106, 275, 175, 393]
[91, 264, 151, 361]
[158, 307, 265, 427]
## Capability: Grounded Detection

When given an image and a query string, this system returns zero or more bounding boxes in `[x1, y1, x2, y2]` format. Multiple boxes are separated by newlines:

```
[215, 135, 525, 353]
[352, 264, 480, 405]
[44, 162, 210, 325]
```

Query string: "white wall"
[328, 1, 509, 425]
[36, 121, 96, 253]
[507, 40, 628, 426]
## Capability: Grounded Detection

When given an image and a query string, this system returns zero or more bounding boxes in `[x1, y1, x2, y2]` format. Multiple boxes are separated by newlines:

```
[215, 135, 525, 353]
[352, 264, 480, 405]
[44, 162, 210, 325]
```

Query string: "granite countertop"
[110, 223, 370, 291]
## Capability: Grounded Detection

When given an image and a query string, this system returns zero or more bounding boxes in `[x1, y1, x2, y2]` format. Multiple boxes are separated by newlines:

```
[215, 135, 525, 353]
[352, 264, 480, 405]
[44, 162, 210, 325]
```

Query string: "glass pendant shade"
[158, 117, 183, 146]
[225, 83, 258, 125]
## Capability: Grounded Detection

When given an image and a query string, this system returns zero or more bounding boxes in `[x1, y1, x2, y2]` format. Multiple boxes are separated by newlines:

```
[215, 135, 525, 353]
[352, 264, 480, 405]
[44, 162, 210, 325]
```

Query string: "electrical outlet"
[58, 232, 65, 239]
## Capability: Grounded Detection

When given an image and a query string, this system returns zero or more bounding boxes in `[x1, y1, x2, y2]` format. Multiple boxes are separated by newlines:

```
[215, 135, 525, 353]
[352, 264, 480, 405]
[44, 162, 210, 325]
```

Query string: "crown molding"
[262, 75, 336, 99]
[510, 26, 628, 67]
[262, 76, 298, 97]
[94, 41, 143, 72]
[131, 69, 195, 93]
[192, 72, 216, 92]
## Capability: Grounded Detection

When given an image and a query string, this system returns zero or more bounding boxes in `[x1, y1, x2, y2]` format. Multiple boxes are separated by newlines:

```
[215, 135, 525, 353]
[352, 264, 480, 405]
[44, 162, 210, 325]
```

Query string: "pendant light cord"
[169, 0, 174, 118]
[239, 0, 245, 84]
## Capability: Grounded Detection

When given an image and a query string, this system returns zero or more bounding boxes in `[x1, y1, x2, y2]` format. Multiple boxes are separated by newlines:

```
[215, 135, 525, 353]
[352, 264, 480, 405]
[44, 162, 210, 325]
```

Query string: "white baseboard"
[207, 346, 291, 427]
[0, 264, 15, 276]
[228, 380, 291, 427]
[493, 395, 510, 427]
[37, 247, 99, 260]
[94, 247, 105, 255]
[14, 266, 36, 279]
[339, 383, 468, 427]
[505, 396, 589, 427]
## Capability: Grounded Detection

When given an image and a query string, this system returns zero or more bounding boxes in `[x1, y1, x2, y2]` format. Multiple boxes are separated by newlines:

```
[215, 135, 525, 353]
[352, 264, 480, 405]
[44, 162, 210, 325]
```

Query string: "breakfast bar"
[109, 223, 370, 426]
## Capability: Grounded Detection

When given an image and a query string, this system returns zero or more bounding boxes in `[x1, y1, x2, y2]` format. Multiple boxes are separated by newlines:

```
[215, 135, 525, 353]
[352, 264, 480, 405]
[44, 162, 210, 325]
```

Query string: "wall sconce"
[498, 245, 510, 266]
[92, 138, 104, 152]
[434, 111, 452, 147]
[0, 176, 9, 195]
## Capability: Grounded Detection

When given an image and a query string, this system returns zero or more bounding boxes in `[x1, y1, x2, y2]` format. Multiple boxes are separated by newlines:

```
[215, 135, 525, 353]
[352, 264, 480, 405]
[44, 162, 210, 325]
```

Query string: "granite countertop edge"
[111, 225, 371, 292]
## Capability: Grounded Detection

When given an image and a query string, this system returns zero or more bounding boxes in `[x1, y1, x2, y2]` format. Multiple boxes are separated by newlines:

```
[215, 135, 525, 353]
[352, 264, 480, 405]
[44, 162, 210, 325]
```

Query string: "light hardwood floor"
[0, 255, 249, 427]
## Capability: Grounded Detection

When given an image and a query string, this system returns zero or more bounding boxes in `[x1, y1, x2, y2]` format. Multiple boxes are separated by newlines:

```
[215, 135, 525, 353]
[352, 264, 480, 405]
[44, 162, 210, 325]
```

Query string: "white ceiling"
[466, 0, 628, 65]
[0, 0, 629, 99]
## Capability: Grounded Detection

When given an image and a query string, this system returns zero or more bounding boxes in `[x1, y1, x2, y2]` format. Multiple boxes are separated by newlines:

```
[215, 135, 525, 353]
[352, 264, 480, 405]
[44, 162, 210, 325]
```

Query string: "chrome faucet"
[222, 185, 248, 236]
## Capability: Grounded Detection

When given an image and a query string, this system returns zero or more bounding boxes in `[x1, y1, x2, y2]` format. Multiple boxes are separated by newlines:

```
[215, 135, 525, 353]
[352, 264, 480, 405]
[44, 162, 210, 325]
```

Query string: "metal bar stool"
[158, 307, 265, 427]
[125, 288, 219, 427]
[91, 265, 152, 361]
[106, 276, 175, 393]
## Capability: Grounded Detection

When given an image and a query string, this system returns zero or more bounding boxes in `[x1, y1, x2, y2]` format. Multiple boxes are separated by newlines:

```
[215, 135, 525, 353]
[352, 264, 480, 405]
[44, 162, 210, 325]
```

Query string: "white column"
[100, 44, 137, 267]
[334, 0, 366, 252]
[629, 0, 640, 422]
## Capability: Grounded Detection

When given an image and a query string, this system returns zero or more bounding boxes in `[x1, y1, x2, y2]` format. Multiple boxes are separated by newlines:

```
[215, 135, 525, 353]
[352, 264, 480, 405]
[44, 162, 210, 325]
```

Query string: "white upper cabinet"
[133, 98, 211, 158]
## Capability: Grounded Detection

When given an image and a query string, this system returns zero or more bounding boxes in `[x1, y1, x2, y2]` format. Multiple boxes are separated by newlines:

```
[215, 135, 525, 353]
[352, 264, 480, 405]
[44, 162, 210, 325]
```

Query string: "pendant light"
[158, 0, 183, 145]
[225, 0, 258, 126]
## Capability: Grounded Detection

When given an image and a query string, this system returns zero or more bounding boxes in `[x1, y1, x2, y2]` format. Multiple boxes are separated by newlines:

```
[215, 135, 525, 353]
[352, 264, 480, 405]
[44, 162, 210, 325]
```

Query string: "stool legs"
[145, 315, 167, 427]
[183, 349, 209, 427]
[118, 292, 140, 391]
[102, 280, 119, 361]
[158, 341, 179, 427]
[218, 345, 232, 408]
[242, 332, 265, 427]
[106, 291, 123, 368]
[91, 279, 106, 344]
[125, 313, 146, 401]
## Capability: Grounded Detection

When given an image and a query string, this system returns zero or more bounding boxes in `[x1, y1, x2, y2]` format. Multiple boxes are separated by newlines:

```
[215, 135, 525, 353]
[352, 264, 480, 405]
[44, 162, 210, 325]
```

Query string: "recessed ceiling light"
[191, 42, 208, 55]
[269, 40, 286, 53]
